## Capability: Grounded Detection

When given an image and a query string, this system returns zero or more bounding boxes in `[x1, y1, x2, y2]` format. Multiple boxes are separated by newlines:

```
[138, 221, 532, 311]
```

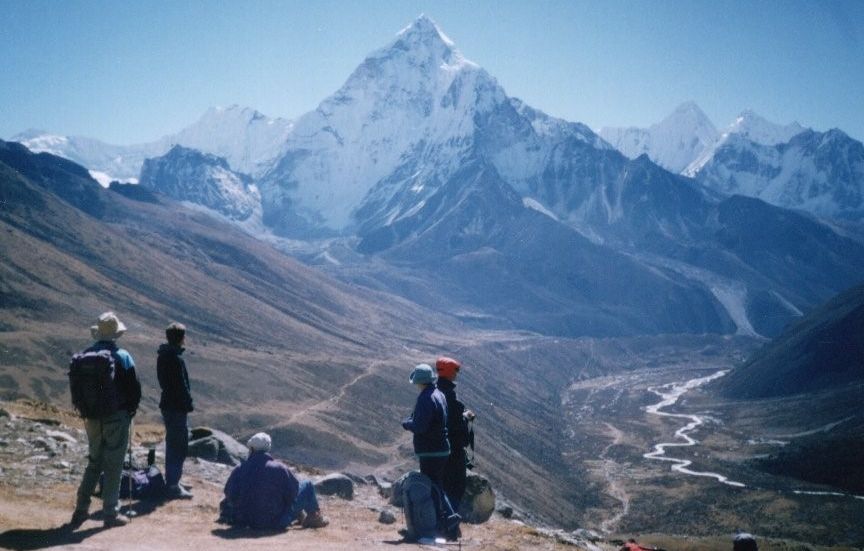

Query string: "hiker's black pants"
[441, 447, 467, 511]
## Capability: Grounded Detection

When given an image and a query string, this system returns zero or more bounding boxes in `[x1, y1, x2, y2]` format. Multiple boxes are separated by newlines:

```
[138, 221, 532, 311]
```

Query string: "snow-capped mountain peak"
[598, 101, 718, 173]
[260, 16, 508, 233]
[684, 110, 808, 176]
[396, 14, 457, 50]
[726, 109, 805, 145]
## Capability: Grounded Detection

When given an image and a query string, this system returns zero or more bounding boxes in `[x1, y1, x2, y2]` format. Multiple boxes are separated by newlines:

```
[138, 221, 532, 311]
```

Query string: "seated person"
[220, 432, 328, 530]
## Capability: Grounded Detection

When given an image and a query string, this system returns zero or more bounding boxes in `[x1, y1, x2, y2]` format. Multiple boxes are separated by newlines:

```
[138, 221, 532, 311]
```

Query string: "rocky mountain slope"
[690, 128, 864, 220]
[711, 283, 864, 496]
[139, 145, 260, 221]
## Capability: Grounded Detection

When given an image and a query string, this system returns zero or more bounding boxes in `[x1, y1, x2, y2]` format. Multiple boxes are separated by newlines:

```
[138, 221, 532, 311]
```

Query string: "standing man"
[69, 312, 141, 529]
[157, 322, 194, 499]
[435, 356, 474, 512]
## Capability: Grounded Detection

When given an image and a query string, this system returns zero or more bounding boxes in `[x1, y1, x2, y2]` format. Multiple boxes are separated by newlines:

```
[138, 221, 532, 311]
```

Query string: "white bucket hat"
[90, 311, 127, 341]
[247, 432, 272, 452]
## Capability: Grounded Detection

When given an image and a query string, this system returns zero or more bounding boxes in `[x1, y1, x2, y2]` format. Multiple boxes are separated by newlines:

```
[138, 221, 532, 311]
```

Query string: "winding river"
[642, 370, 747, 488]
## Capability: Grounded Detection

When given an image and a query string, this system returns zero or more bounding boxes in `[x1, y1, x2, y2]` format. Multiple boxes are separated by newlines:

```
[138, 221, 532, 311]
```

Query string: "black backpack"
[68, 349, 121, 418]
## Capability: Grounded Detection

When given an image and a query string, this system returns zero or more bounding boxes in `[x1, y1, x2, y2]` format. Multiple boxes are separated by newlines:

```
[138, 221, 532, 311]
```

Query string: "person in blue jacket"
[222, 432, 328, 530]
[402, 363, 460, 539]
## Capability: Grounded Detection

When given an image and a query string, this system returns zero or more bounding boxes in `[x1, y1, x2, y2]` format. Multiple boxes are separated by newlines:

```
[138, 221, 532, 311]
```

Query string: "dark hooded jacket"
[157, 343, 193, 412]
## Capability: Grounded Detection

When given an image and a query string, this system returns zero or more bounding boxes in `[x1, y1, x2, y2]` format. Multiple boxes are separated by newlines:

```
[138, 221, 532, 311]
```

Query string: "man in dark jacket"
[435, 356, 474, 511]
[222, 433, 328, 530]
[157, 322, 193, 499]
[69, 312, 142, 529]
[402, 363, 460, 540]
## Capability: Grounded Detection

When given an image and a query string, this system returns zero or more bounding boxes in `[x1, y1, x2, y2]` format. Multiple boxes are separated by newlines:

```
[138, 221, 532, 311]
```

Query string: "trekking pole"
[125, 417, 136, 519]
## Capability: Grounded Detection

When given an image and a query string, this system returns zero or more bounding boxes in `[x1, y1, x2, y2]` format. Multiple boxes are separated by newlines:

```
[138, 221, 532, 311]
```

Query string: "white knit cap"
[247, 432, 272, 452]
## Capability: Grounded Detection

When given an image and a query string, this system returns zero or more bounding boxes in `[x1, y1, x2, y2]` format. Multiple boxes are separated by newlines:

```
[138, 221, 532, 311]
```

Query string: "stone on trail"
[314, 473, 354, 500]
[378, 508, 397, 524]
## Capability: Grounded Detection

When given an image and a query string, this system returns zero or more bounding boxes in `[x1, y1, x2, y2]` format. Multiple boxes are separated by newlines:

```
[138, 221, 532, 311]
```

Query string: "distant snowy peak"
[727, 109, 805, 146]
[692, 128, 864, 219]
[11, 105, 292, 182]
[165, 105, 293, 176]
[685, 110, 808, 176]
[599, 101, 718, 174]
[139, 145, 260, 221]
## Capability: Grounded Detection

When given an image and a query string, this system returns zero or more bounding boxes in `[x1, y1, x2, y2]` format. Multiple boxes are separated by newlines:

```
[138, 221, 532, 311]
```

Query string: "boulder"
[187, 427, 247, 466]
[314, 473, 354, 500]
[458, 473, 495, 524]
[378, 508, 398, 524]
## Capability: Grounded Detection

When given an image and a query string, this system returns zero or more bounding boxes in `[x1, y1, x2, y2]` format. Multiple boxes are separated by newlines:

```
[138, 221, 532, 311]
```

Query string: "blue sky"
[1, 0, 862, 144]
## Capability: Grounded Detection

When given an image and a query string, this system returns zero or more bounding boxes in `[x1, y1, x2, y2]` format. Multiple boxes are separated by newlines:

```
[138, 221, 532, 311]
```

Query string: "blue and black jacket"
[403, 385, 450, 457]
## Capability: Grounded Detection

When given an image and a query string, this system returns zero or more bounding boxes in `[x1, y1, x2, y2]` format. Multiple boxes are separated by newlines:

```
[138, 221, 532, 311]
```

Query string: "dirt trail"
[598, 423, 629, 535]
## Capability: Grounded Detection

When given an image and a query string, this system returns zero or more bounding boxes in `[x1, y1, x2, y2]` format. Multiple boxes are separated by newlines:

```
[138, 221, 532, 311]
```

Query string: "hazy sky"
[2, 0, 862, 144]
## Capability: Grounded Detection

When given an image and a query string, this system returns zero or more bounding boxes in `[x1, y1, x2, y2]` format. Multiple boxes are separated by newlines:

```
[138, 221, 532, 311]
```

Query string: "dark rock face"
[187, 427, 248, 466]
[139, 145, 258, 221]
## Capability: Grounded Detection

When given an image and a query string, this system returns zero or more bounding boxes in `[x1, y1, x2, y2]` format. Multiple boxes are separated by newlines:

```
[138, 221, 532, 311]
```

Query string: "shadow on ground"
[211, 527, 289, 539]
[0, 526, 104, 551]
[0, 498, 169, 550]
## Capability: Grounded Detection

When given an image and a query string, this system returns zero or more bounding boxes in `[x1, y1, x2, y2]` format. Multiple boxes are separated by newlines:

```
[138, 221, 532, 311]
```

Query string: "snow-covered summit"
[727, 109, 805, 145]
[685, 109, 807, 176]
[259, 15, 615, 236]
[599, 101, 718, 174]
[164, 105, 293, 176]
[260, 15, 509, 233]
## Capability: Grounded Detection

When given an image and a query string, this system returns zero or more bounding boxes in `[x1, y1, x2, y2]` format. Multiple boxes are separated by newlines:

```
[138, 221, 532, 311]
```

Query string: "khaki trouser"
[75, 410, 131, 517]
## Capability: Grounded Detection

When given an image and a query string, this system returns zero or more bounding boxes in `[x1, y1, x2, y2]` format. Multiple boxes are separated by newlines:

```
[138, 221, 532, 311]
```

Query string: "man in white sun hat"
[68, 312, 142, 529]
[220, 432, 329, 530]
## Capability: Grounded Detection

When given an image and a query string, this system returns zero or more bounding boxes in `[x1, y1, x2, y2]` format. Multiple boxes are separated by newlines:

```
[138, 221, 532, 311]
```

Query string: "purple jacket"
[224, 451, 299, 529]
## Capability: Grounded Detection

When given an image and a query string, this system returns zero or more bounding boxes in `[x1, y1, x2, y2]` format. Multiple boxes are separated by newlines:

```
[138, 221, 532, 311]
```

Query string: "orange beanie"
[435, 356, 461, 380]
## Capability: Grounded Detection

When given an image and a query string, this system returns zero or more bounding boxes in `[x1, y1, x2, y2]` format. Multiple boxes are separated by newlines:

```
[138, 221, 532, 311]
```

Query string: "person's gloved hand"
[463, 409, 476, 421]
[401, 417, 412, 431]
[127, 409, 137, 418]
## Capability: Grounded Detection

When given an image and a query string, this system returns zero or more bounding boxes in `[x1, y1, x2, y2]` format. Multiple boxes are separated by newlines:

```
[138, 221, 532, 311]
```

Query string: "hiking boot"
[68, 509, 89, 529]
[103, 513, 130, 528]
[166, 484, 193, 499]
[301, 510, 329, 529]
[180, 482, 193, 491]
[294, 510, 306, 526]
